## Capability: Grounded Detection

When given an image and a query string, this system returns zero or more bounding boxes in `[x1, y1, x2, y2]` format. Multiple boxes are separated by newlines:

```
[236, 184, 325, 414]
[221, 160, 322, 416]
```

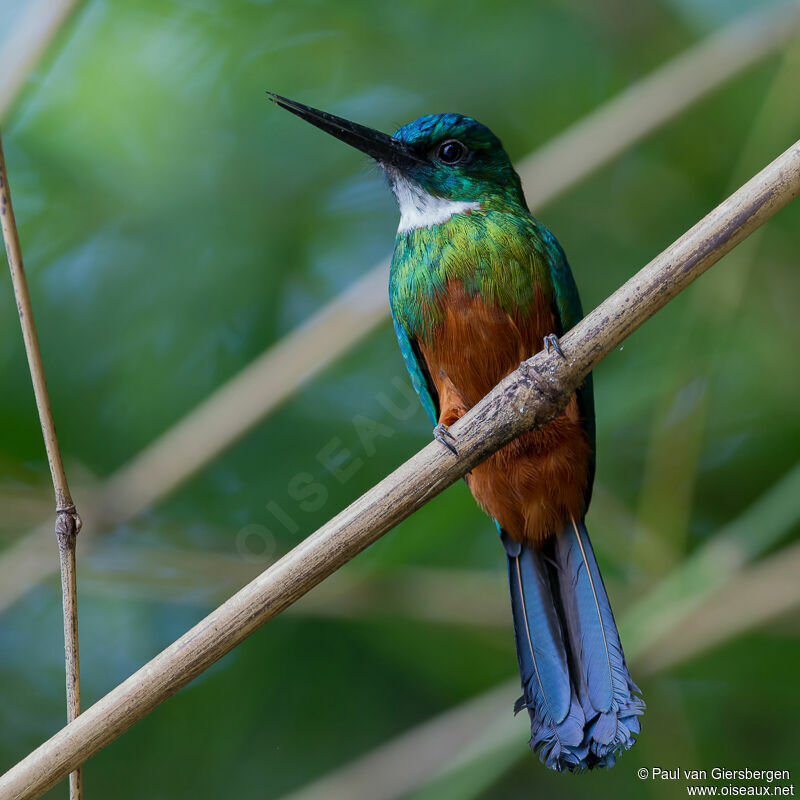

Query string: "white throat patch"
[388, 172, 481, 233]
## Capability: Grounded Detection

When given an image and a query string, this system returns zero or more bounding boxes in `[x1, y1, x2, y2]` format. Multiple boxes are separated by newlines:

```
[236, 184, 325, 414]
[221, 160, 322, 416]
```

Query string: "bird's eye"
[436, 139, 468, 165]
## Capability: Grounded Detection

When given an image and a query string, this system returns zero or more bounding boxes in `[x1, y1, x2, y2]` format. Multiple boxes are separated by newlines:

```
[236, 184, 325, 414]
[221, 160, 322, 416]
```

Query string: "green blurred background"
[1, 0, 799, 797]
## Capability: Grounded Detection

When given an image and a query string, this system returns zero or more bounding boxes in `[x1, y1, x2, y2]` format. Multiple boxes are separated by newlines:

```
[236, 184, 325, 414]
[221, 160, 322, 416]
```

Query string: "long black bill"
[267, 92, 424, 170]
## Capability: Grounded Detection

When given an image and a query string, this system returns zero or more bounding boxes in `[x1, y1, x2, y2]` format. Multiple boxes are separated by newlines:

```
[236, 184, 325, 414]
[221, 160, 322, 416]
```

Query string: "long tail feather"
[503, 531, 587, 771]
[503, 518, 644, 772]
[552, 517, 644, 767]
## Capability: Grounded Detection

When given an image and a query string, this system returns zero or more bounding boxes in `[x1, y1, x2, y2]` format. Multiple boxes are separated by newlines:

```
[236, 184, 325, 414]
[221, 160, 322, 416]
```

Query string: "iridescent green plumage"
[391, 210, 552, 342]
[389, 205, 589, 443]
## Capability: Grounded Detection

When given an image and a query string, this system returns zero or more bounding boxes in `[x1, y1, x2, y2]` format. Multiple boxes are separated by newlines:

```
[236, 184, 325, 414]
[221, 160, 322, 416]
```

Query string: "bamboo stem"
[99, 1, 800, 522]
[515, 0, 800, 206]
[0, 137, 797, 800]
[0, 0, 82, 121]
[0, 133, 83, 800]
[1, 4, 798, 614]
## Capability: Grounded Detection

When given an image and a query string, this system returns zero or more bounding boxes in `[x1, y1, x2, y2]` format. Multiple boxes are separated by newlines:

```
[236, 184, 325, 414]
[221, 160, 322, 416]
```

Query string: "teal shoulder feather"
[538, 222, 583, 334]
[538, 221, 596, 501]
[391, 311, 438, 424]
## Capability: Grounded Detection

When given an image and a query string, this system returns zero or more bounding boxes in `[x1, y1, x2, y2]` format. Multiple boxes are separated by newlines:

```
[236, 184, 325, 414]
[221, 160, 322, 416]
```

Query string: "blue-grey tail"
[502, 519, 644, 772]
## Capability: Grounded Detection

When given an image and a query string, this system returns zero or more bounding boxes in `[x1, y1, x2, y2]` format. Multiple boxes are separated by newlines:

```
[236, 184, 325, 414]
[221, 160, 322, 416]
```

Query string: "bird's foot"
[543, 333, 565, 359]
[433, 423, 459, 456]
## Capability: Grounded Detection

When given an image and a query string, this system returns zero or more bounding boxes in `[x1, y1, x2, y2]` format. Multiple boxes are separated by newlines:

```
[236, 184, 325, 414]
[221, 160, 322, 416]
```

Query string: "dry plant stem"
[56, 524, 82, 800]
[516, 0, 800, 205]
[0, 134, 83, 800]
[283, 683, 520, 800]
[638, 538, 800, 674]
[1, 4, 798, 615]
[101, 1, 800, 520]
[0, 0, 82, 121]
[0, 141, 798, 800]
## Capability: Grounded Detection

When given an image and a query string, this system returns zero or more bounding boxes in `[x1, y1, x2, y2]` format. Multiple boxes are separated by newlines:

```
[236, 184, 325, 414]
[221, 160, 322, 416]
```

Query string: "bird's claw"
[543, 333, 565, 359]
[433, 423, 459, 456]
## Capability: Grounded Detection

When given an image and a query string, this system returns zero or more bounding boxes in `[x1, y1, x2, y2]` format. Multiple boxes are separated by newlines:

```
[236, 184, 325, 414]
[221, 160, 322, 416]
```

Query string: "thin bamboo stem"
[634, 36, 800, 578]
[0, 0, 82, 121]
[0, 137, 798, 800]
[283, 682, 520, 800]
[0, 133, 83, 800]
[56, 529, 81, 800]
[637, 538, 800, 674]
[0, 4, 798, 615]
[515, 0, 800, 206]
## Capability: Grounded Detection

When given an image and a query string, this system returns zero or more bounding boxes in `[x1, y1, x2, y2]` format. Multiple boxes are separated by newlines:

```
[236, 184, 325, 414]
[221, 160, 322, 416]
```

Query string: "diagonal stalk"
[0, 135, 798, 800]
[1, 4, 799, 618]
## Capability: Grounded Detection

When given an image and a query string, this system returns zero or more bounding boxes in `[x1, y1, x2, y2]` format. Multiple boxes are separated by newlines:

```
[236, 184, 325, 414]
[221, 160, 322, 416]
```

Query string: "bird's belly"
[420, 283, 550, 405]
[420, 281, 591, 545]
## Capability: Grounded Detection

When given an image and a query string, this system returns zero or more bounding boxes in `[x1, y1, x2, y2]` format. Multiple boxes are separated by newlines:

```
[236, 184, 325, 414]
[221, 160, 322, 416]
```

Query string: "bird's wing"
[539, 224, 596, 501]
[391, 313, 440, 425]
[538, 225, 584, 334]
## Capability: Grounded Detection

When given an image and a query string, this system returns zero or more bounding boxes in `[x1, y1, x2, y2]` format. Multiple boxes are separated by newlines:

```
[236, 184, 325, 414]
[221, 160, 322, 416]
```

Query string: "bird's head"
[268, 93, 528, 230]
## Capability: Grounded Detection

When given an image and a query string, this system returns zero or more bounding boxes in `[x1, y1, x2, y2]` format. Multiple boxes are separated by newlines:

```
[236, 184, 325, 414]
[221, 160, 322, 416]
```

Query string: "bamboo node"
[55, 506, 82, 538]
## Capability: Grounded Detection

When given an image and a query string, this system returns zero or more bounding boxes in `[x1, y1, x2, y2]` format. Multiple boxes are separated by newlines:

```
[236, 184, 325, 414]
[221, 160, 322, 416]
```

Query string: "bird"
[268, 92, 644, 772]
